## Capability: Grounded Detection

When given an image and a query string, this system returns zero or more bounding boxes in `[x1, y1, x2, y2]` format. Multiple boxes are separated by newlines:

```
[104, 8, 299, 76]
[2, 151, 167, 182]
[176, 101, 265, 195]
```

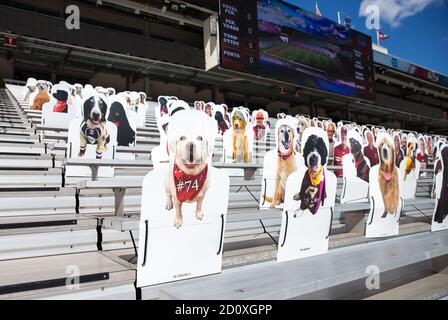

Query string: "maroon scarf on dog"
[173, 163, 208, 203]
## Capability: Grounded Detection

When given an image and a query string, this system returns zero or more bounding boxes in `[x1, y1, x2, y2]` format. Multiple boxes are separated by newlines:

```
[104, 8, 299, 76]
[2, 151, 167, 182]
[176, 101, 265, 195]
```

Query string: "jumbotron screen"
[219, 0, 376, 101]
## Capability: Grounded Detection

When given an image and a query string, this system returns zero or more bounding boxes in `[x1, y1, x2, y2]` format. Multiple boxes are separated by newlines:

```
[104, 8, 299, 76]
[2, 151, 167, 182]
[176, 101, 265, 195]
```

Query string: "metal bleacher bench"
[152, 231, 448, 300]
[69, 159, 265, 216]
[65, 158, 264, 181]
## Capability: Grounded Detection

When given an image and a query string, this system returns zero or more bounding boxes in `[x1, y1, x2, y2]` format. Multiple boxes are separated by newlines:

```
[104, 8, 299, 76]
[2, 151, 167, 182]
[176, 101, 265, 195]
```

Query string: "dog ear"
[318, 137, 328, 166]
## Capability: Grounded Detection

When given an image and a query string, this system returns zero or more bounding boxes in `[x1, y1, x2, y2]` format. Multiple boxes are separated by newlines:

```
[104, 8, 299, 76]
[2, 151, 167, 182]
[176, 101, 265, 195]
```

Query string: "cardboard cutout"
[223, 107, 253, 163]
[41, 83, 76, 127]
[277, 127, 337, 262]
[251, 109, 269, 142]
[212, 104, 229, 135]
[399, 134, 421, 200]
[260, 115, 303, 209]
[341, 130, 370, 204]
[66, 94, 117, 178]
[107, 96, 137, 159]
[432, 145, 448, 232]
[136, 92, 148, 127]
[30, 80, 50, 110]
[137, 110, 229, 287]
[333, 126, 350, 177]
[365, 132, 403, 238]
[22, 78, 37, 104]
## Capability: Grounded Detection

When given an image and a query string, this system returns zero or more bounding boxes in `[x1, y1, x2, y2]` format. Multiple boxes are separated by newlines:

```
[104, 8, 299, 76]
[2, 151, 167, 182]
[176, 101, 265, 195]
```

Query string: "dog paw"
[174, 216, 183, 229]
[195, 210, 203, 221]
[165, 198, 173, 211]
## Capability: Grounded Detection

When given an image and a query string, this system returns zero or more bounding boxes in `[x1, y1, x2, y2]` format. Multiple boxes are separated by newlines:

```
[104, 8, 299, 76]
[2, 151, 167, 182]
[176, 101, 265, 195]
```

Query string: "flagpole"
[337, 11, 341, 24]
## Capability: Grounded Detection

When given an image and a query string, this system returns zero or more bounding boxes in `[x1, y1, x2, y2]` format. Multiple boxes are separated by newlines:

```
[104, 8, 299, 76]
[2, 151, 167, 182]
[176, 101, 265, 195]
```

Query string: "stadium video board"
[219, 0, 376, 101]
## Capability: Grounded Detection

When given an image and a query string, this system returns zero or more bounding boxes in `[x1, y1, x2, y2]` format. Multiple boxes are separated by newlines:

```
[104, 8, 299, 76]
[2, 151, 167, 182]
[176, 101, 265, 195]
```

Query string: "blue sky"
[283, 0, 448, 75]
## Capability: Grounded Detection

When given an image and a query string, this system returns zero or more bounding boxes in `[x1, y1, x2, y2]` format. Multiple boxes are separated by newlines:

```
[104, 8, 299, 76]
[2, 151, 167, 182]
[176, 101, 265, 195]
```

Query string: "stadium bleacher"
[0, 78, 445, 301]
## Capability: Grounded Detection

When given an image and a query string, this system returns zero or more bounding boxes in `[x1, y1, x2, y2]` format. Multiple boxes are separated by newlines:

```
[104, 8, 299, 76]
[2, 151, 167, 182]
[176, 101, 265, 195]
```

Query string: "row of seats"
[0, 81, 445, 300]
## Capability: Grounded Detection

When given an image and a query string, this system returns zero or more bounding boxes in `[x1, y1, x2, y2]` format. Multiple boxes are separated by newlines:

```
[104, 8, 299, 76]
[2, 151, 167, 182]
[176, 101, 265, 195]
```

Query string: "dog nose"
[309, 155, 318, 166]
[284, 131, 289, 142]
[187, 142, 194, 163]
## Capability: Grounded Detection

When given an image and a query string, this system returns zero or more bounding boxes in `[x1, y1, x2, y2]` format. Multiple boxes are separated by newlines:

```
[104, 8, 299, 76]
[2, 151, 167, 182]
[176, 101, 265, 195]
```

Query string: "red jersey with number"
[333, 144, 349, 177]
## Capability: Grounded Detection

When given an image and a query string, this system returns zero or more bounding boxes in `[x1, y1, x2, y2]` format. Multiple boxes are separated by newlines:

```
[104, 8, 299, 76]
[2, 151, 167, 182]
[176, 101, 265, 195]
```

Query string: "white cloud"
[359, 0, 441, 28]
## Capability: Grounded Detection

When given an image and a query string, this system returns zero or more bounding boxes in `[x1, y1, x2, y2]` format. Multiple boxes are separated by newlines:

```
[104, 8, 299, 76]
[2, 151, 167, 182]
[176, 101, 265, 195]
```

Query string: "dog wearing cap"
[231, 107, 250, 163]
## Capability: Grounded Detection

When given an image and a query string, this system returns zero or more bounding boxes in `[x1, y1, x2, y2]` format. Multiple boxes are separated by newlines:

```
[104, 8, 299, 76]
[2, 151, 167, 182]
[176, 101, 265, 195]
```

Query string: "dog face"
[303, 134, 328, 172]
[168, 110, 216, 176]
[349, 138, 362, 157]
[83, 96, 108, 125]
[36, 80, 48, 93]
[232, 116, 246, 131]
[407, 141, 417, 159]
[278, 124, 294, 154]
[108, 102, 126, 128]
[379, 137, 395, 173]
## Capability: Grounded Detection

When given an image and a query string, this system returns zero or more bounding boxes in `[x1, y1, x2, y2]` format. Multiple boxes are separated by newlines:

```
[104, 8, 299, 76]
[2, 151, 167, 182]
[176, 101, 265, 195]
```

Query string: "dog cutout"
[293, 130, 329, 214]
[399, 134, 421, 199]
[277, 127, 337, 262]
[294, 116, 309, 153]
[377, 134, 400, 217]
[260, 115, 300, 209]
[31, 80, 50, 110]
[223, 107, 252, 163]
[137, 110, 229, 287]
[23, 78, 37, 103]
[79, 95, 110, 159]
[107, 98, 136, 147]
[41, 83, 77, 127]
[365, 132, 402, 238]
[403, 134, 419, 180]
[251, 109, 269, 142]
[164, 110, 218, 228]
[432, 145, 448, 231]
[213, 104, 229, 136]
[340, 130, 371, 204]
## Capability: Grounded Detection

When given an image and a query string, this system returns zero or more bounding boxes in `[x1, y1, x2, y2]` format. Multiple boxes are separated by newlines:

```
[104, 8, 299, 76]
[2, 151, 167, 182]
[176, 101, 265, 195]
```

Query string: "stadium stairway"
[0, 82, 445, 300]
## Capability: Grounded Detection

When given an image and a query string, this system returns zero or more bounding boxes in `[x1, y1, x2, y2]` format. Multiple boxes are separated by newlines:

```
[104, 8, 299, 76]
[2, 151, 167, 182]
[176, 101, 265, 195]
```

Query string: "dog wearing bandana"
[294, 133, 328, 215]
[262, 115, 298, 208]
[165, 110, 217, 228]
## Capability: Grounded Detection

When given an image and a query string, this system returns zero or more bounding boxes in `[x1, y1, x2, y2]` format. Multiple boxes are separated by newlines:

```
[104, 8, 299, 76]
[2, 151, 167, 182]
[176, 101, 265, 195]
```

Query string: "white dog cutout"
[137, 110, 230, 287]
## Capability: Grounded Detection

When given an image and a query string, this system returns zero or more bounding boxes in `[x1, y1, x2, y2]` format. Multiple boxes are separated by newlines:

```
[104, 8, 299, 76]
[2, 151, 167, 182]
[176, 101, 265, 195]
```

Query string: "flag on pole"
[315, 2, 322, 17]
[378, 31, 390, 40]
[376, 30, 390, 46]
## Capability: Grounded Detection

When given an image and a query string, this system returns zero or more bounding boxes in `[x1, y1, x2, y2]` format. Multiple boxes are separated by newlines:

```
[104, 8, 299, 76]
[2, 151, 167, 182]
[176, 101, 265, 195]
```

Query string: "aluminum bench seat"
[153, 231, 448, 300]
[0, 188, 77, 217]
[0, 251, 135, 300]
[0, 156, 54, 169]
[0, 142, 50, 156]
[0, 168, 63, 189]
[0, 134, 40, 144]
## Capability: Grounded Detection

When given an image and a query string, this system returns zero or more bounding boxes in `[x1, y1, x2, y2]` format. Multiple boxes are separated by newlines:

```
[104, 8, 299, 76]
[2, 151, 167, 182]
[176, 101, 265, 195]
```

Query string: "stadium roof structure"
[0, 2, 447, 134]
